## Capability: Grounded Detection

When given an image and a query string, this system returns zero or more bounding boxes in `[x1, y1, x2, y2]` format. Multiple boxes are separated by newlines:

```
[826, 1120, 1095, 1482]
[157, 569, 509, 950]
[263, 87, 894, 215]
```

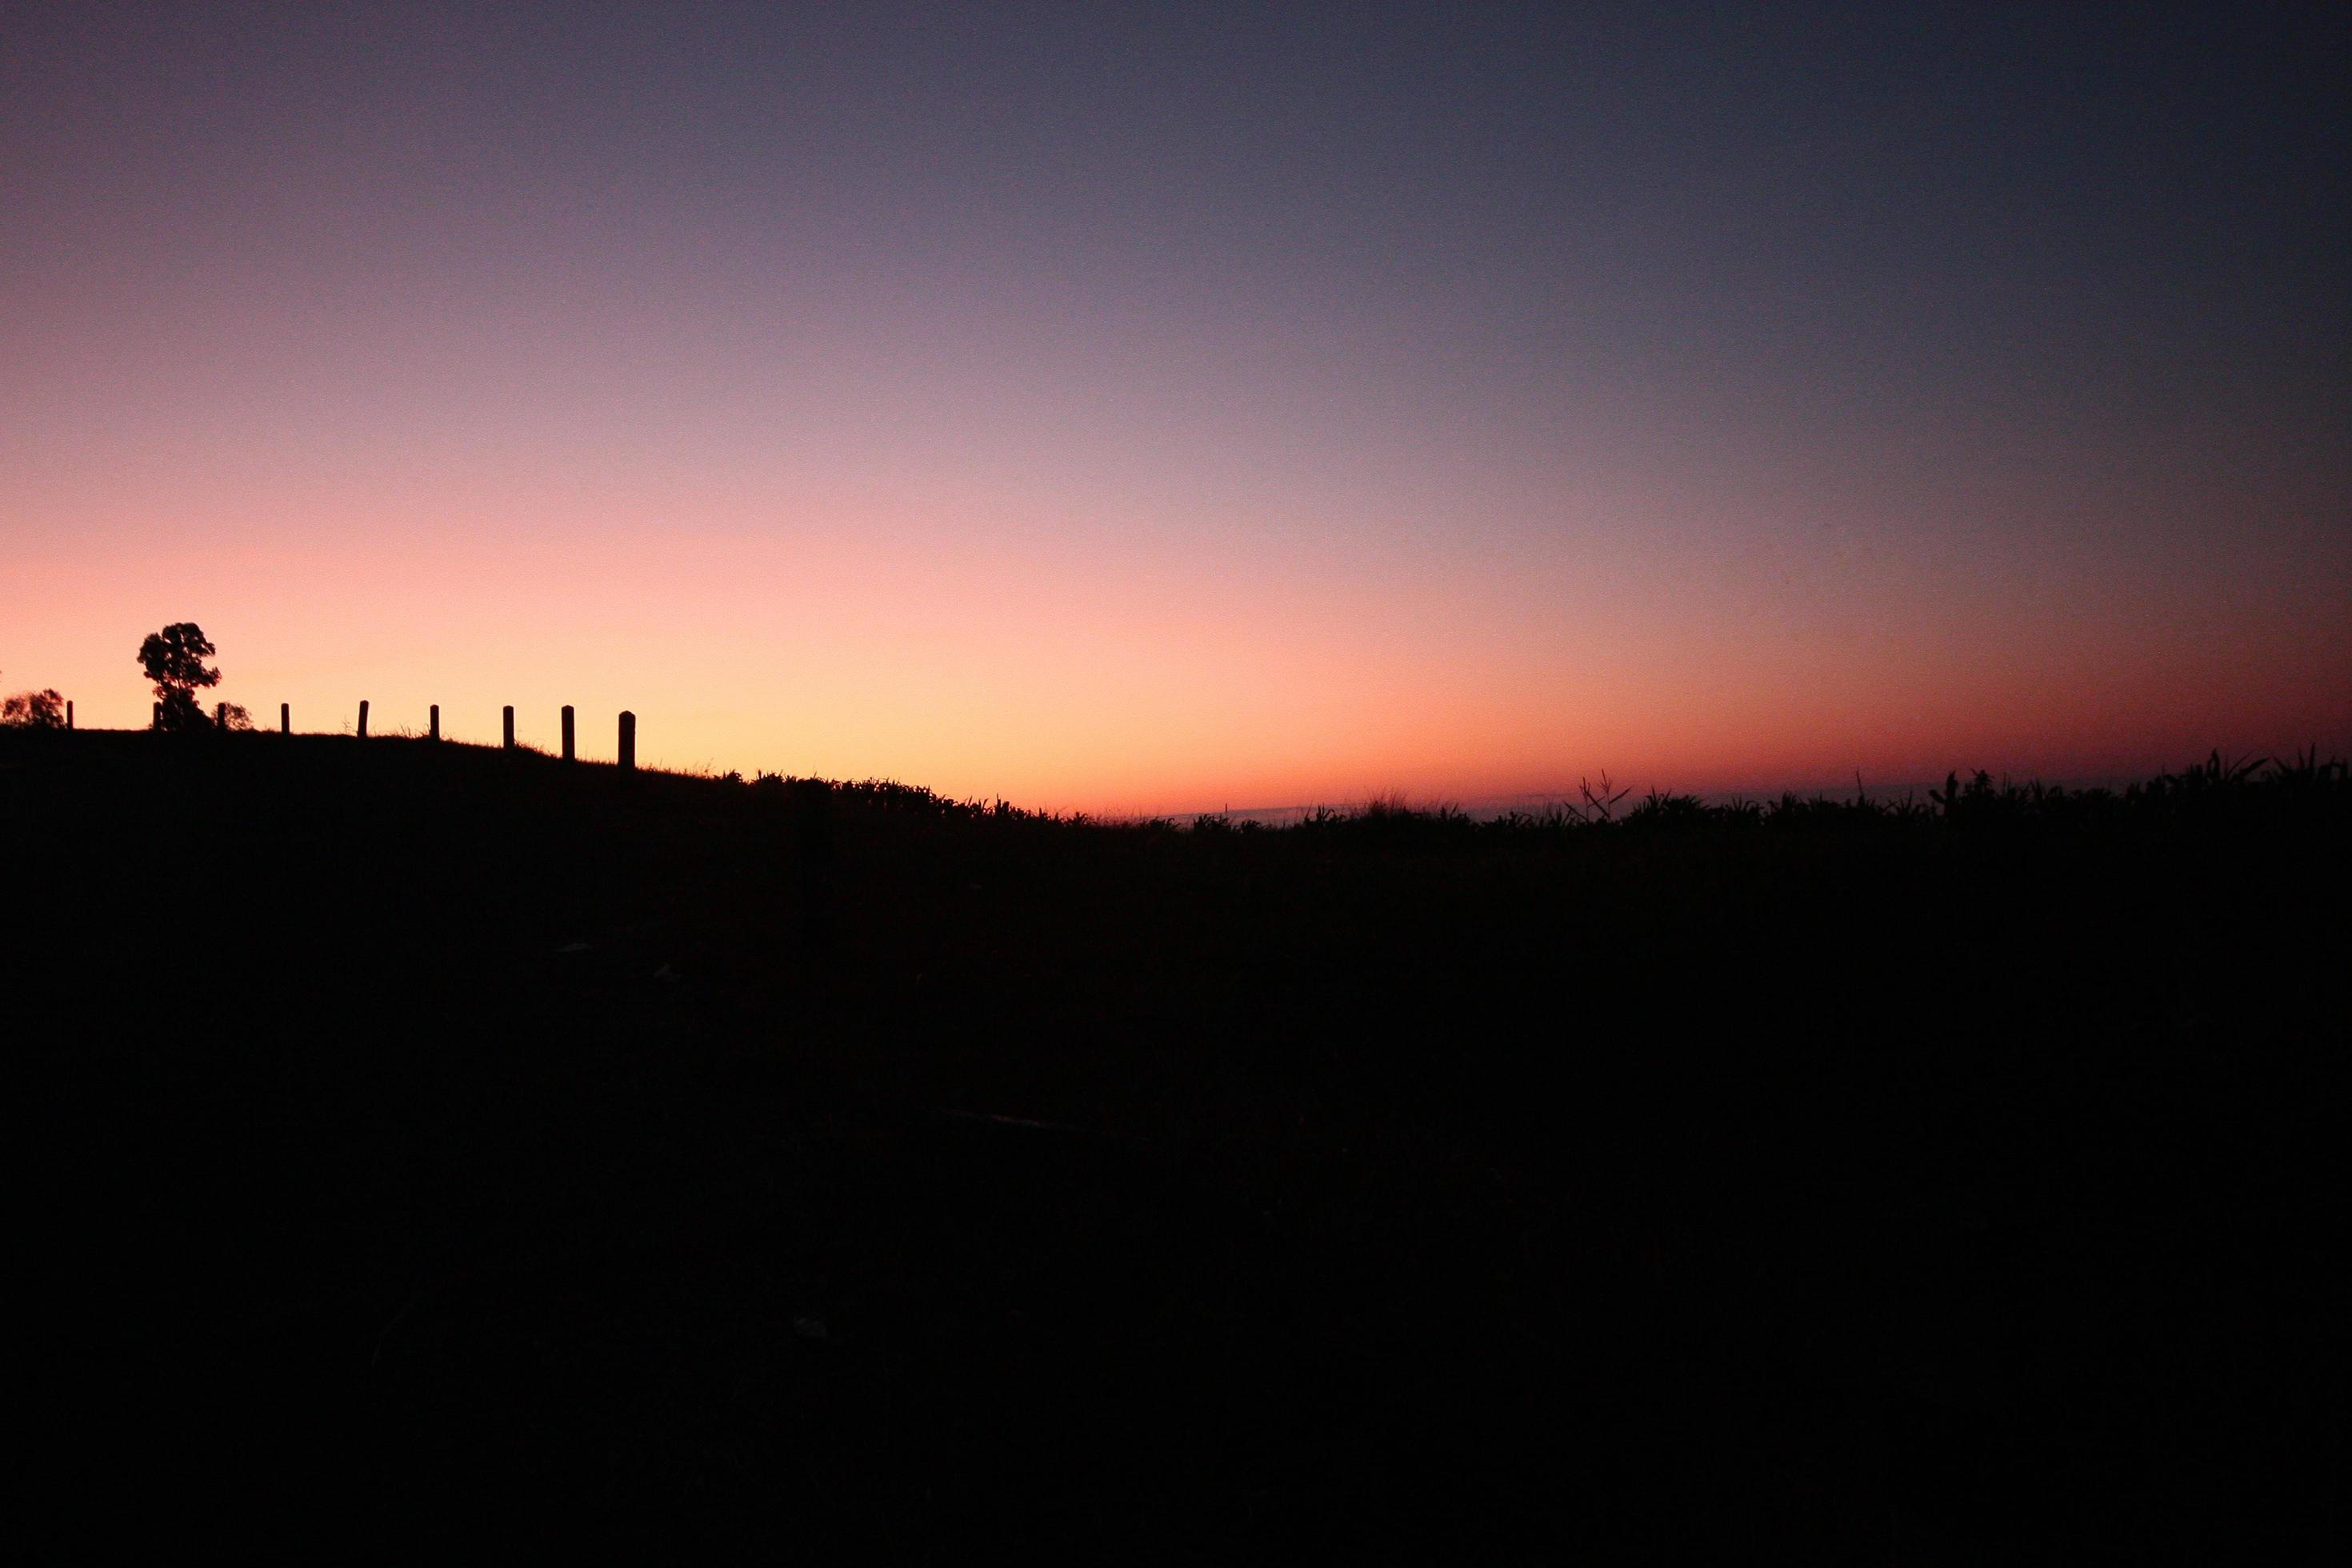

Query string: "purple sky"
[5, 3, 2345, 810]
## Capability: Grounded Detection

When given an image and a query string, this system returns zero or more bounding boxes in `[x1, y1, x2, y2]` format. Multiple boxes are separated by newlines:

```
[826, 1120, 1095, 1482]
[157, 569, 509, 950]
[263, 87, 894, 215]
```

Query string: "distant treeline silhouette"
[13, 620, 2342, 827]
[684, 747, 2346, 835]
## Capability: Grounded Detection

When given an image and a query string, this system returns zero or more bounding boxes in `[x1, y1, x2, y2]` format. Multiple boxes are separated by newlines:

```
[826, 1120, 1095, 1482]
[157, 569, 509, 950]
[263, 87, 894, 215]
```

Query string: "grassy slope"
[9, 730, 2346, 1555]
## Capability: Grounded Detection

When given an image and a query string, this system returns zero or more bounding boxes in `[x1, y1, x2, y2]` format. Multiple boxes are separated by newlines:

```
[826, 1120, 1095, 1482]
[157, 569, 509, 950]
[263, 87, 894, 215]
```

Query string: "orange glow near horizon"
[4, 10, 2346, 815]
[10, 444, 2345, 815]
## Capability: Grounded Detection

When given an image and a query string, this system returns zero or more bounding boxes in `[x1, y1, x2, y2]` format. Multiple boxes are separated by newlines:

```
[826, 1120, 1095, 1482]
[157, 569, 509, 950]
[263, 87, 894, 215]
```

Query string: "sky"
[4, 2, 2346, 814]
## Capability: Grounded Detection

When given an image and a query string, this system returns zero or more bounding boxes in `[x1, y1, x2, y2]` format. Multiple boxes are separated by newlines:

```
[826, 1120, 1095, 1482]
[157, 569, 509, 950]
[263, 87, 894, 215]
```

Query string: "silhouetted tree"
[213, 701, 254, 732]
[2, 687, 67, 728]
[138, 622, 219, 732]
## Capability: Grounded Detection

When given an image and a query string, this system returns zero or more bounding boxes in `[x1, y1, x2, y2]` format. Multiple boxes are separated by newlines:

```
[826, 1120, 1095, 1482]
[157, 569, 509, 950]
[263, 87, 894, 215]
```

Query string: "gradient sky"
[5, 2, 2345, 813]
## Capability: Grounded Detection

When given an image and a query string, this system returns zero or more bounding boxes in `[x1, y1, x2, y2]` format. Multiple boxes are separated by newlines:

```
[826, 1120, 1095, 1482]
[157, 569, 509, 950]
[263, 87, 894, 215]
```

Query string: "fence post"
[281, 702, 290, 735]
[618, 711, 636, 772]
[430, 704, 440, 741]
[153, 702, 162, 729]
[562, 706, 574, 762]
[503, 706, 515, 750]
[66, 700, 74, 730]
[358, 699, 369, 739]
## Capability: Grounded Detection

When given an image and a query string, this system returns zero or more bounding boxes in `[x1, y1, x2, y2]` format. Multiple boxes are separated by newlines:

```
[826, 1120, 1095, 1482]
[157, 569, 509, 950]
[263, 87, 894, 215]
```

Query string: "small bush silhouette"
[1626, 789, 1709, 827]
[213, 702, 254, 733]
[2, 686, 66, 729]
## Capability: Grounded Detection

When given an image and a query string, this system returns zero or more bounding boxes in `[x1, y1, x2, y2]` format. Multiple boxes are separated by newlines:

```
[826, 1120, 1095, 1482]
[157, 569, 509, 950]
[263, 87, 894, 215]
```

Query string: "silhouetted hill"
[9, 730, 2345, 1556]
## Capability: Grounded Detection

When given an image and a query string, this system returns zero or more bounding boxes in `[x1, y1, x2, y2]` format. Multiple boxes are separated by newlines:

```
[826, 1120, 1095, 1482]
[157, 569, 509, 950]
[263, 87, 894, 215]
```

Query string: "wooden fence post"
[430, 704, 440, 741]
[503, 706, 515, 750]
[358, 699, 369, 738]
[66, 700, 74, 730]
[562, 706, 575, 762]
[281, 702, 290, 735]
[153, 701, 162, 728]
[618, 711, 636, 772]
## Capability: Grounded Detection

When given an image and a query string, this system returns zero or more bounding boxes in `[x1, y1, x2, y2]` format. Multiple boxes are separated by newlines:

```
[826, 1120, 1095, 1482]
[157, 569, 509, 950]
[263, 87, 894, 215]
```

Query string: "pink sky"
[5, 7, 2345, 814]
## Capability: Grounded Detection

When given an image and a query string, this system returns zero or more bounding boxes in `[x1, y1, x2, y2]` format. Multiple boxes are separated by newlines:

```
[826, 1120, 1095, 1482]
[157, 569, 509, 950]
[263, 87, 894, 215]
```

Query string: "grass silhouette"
[7, 727, 2343, 1556]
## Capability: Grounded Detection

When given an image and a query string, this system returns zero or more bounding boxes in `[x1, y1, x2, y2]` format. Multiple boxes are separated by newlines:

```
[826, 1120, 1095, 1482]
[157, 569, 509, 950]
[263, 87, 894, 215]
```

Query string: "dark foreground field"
[8, 730, 2345, 1558]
